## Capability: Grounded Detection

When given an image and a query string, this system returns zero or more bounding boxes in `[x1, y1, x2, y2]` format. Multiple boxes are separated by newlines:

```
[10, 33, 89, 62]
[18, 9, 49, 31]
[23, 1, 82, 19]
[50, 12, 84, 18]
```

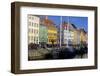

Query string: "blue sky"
[40, 15, 88, 32]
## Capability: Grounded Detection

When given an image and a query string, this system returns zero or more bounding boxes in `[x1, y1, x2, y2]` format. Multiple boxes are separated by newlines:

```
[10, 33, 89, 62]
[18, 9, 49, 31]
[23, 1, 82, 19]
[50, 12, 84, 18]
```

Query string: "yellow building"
[47, 25, 57, 44]
[80, 29, 87, 44]
[72, 28, 87, 46]
[73, 29, 80, 45]
[42, 16, 58, 45]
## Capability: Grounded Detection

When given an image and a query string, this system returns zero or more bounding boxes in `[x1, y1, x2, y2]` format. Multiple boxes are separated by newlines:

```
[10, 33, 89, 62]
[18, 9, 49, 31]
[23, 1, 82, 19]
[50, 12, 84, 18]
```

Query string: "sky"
[40, 15, 88, 32]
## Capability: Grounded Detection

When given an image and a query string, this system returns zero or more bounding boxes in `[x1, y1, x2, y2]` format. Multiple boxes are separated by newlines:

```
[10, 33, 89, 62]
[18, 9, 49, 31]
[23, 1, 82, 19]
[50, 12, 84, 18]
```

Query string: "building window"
[32, 23, 33, 26]
[34, 37, 37, 44]
[32, 17, 34, 20]
[34, 29, 36, 34]
[31, 36, 33, 41]
[49, 39, 51, 42]
[32, 22, 34, 26]
[37, 37, 38, 40]
[31, 22, 32, 26]
[32, 29, 33, 33]
[36, 30, 38, 34]
[33, 29, 38, 34]
[37, 24, 38, 27]
[28, 22, 31, 26]
[36, 24, 37, 27]
[36, 37, 38, 43]
[35, 23, 37, 27]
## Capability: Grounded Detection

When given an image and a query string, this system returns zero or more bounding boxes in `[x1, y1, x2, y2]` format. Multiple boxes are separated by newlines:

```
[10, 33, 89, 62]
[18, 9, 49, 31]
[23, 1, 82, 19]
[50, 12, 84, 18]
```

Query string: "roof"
[40, 18, 57, 30]
[79, 28, 87, 34]
[62, 22, 77, 30]
[71, 24, 77, 29]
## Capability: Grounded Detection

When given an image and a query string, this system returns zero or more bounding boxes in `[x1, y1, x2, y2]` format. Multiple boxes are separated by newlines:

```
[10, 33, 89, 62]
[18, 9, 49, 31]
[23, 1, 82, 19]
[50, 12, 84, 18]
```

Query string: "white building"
[63, 30, 67, 44]
[62, 23, 75, 46]
[28, 15, 40, 44]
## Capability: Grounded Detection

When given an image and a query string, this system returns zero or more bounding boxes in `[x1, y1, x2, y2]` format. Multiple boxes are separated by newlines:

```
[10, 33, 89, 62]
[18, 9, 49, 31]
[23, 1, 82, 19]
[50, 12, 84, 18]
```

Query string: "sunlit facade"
[80, 29, 87, 44]
[28, 15, 40, 44]
[47, 26, 57, 44]
[39, 24, 48, 44]
[42, 16, 58, 45]
[72, 29, 80, 45]
[62, 22, 75, 46]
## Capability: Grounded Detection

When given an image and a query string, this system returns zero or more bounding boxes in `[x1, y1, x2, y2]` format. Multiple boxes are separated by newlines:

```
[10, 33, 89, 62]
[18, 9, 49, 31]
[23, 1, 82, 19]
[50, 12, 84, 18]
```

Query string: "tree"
[51, 39, 55, 47]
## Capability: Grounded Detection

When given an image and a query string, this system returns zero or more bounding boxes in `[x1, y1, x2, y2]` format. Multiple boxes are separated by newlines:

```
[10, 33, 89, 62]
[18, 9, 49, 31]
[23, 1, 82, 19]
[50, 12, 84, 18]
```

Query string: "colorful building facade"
[72, 29, 80, 46]
[79, 29, 87, 45]
[41, 17, 58, 45]
[39, 24, 48, 45]
[28, 15, 40, 44]
[28, 15, 87, 48]
[62, 22, 75, 46]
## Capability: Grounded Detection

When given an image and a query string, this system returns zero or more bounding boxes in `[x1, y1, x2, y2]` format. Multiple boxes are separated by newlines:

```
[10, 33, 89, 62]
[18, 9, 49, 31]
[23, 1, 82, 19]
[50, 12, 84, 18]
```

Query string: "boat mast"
[60, 16, 62, 48]
[67, 17, 69, 47]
